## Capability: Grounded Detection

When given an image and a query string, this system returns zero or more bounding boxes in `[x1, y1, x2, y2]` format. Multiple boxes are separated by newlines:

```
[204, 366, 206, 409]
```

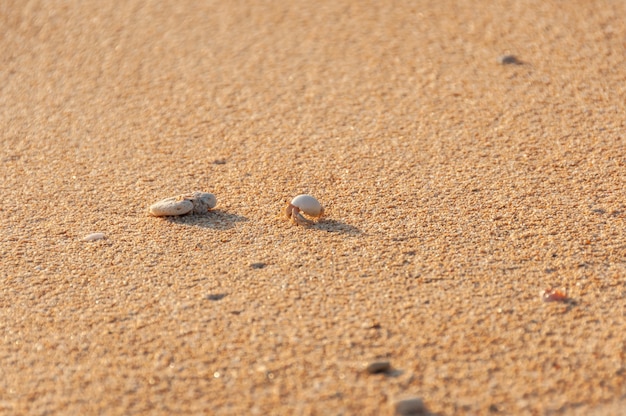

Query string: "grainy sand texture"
[2, 1, 626, 415]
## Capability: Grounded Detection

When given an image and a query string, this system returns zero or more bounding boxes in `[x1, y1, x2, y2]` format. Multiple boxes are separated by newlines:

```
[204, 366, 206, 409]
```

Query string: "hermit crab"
[149, 191, 217, 216]
[284, 194, 324, 226]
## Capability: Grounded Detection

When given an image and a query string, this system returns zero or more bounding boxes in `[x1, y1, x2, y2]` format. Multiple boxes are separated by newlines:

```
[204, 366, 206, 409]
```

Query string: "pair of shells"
[149, 191, 217, 217]
[149, 192, 324, 226]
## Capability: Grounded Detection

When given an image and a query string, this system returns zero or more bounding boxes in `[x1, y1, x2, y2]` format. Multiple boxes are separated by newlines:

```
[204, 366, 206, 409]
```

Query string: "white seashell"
[149, 191, 217, 217]
[149, 197, 194, 216]
[82, 232, 105, 242]
[290, 194, 323, 217]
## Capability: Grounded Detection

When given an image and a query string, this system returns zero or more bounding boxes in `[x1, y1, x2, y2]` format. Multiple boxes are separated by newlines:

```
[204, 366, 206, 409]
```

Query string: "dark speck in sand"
[206, 293, 227, 301]
[497, 54, 522, 65]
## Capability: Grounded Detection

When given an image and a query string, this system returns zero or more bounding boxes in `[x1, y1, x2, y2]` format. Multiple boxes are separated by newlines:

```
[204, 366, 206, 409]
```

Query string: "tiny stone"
[394, 397, 426, 416]
[497, 54, 521, 65]
[206, 293, 227, 301]
[366, 361, 391, 374]
[251, 262, 266, 269]
[360, 321, 381, 329]
[82, 232, 105, 242]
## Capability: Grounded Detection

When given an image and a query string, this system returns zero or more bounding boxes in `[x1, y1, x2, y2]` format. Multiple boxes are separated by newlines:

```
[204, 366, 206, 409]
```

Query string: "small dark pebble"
[394, 397, 427, 415]
[213, 158, 227, 164]
[206, 293, 227, 301]
[366, 361, 391, 374]
[251, 262, 266, 269]
[497, 54, 522, 65]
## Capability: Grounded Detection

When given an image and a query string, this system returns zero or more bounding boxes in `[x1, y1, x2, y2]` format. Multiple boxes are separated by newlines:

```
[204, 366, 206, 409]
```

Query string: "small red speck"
[542, 287, 568, 302]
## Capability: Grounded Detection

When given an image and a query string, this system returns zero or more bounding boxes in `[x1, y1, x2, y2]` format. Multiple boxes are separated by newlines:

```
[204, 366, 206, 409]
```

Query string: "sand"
[2, 0, 625, 414]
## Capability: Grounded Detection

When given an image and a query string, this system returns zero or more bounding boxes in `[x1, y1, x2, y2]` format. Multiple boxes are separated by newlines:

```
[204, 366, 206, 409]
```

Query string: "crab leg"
[292, 207, 314, 226]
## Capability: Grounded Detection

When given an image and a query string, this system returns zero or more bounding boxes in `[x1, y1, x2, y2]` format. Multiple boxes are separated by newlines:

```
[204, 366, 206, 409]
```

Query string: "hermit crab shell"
[290, 194, 323, 217]
[149, 192, 217, 217]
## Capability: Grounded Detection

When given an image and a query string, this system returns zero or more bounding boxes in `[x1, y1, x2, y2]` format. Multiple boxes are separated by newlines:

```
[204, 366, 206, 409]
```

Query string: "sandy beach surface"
[2, 1, 625, 414]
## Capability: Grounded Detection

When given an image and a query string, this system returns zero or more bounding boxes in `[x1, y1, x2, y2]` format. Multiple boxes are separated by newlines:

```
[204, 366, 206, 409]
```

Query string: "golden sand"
[2, 1, 625, 414]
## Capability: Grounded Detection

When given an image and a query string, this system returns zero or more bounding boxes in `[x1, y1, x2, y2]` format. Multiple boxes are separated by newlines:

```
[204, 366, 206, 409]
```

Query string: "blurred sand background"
[1, 0, 626, 414]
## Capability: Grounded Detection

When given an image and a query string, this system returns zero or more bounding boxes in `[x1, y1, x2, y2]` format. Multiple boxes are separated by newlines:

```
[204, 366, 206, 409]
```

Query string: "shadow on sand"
[312, 219, 362, 235]
[163, 209, 248, 230]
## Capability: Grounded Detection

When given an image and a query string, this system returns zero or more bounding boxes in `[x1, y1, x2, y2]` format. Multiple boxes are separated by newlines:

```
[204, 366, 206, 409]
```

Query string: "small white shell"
[82, 232, 105, 242]
[149, 191, 217, 217]
[290, 194, 323, 217]
[149, 197, 194, 216]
